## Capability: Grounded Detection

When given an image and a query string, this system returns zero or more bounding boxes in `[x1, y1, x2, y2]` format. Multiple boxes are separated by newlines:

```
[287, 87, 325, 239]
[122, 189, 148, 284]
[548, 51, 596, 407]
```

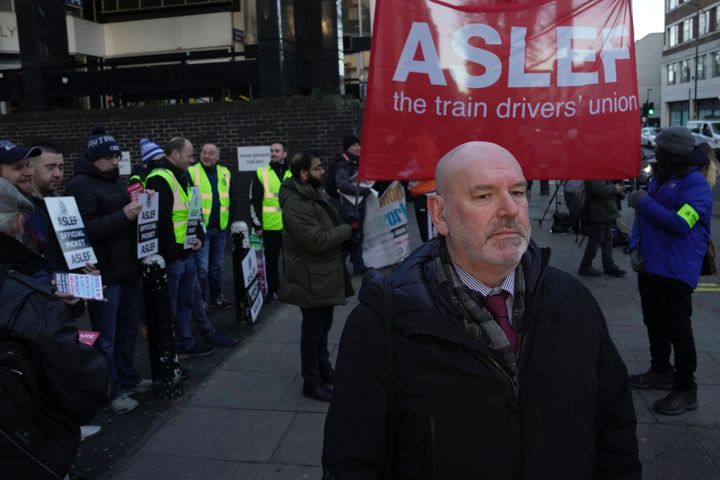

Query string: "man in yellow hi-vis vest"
[145, 137, 235, 358]
[250, 141, 291, 303]
[189, 142, 233, 308]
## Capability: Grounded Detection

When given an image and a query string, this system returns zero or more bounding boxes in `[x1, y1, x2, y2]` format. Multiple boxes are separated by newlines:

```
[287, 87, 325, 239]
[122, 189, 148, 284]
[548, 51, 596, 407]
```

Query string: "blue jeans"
[192, 275, 217, 339]
[88, 278, 143, 397]
[194, 227, 228, 303]
[167, 257, 199, 350]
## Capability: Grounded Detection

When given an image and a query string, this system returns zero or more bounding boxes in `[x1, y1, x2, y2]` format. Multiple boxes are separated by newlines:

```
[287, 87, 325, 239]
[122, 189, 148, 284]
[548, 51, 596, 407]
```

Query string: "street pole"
[693, 2, 700, 119]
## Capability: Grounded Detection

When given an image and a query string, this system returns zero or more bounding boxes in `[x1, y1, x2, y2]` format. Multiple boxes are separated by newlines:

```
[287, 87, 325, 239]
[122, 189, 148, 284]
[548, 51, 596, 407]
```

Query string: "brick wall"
[0, 95, 363, 226]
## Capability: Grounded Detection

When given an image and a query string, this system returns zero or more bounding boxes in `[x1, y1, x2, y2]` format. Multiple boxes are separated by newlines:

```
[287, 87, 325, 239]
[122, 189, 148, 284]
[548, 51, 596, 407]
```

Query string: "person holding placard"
[66, 126, 151, 415]
[250, 141, 291, 304]
[146, 137, 231, 359]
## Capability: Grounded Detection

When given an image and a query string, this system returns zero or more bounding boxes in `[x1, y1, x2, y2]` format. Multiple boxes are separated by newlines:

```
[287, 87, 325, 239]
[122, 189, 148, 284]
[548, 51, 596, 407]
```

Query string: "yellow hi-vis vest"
[145, 168, 190, 245]
[189, 163, 231, 230]
[256, 165, 291, 231]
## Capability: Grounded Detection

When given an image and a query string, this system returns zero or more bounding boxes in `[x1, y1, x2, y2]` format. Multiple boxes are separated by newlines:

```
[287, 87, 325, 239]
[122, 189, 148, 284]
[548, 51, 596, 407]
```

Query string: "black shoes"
[604, 266, 627, 277]
[629, 369, 673, 390]
[303, 384, 333, 403]
[578, 267, 602, 277]
[578, 266, 627, 277]
[654, 390, 698, 415]
[178, 343, 215, 360]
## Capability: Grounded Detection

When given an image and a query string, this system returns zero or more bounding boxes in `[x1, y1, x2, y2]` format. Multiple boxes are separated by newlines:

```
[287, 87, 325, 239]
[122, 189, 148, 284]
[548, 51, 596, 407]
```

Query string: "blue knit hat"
[86, 126, 121, 162]
[139, 138, 164, 163]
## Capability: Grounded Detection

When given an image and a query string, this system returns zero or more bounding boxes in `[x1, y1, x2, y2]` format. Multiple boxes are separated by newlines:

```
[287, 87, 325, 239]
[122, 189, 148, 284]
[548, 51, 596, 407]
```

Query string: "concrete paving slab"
[189, 371, 297, 410]
[637, 423, 719, 480]
[270, 413, 326, 466]
[224, 342, 300, 373]
[112, 454, 239, 480]
[232, 463, 322, 479]
[144, 407, 294, 462]
[688, 426, 720, 469]
[252, 307, 302, 344]
[607, 325, 651, 351]
[276, 376, 331, 414]
[632, 390, 658, 425]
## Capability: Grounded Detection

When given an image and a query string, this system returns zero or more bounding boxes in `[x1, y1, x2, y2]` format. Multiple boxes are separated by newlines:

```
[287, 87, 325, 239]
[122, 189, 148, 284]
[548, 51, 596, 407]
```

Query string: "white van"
[686, 120, 720, 143]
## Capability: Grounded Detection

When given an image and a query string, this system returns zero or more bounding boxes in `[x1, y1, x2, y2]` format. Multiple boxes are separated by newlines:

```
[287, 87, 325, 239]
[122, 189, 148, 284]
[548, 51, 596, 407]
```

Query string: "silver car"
[641, 127, 662, 148]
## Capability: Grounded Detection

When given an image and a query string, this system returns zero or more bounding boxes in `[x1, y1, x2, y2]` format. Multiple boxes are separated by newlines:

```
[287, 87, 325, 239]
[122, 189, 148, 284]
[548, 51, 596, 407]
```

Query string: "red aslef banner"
[359, 0, 639, 181]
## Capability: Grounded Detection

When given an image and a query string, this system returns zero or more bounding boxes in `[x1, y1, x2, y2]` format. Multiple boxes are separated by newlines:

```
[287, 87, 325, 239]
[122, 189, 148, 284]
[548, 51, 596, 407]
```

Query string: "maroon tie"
[484, 291, 518, 353]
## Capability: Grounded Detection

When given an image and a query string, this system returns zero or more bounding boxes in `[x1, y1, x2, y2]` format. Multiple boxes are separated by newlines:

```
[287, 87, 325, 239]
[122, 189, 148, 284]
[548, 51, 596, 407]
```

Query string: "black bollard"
[141, 254, 184, 399]
[231, 221, 252, 323]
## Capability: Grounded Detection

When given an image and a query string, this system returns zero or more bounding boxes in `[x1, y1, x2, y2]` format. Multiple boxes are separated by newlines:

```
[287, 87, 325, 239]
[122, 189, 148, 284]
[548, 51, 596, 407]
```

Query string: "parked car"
[686, 120, 720, 144]
[640, 127, 662, 148]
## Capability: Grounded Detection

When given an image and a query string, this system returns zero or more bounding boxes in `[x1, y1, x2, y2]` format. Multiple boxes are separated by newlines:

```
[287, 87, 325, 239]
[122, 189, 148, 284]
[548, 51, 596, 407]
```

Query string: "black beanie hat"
[343, 135, 360, 151]
[86, 126, 121, 162]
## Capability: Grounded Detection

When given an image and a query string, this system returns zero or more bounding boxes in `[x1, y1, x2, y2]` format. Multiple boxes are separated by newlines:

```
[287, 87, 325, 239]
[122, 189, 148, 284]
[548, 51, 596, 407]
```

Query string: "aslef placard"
[183, 186, 203, 249]
[45, 196, 98, 270]
[137, 192, 159, 259]
[241, 249, 263, 322]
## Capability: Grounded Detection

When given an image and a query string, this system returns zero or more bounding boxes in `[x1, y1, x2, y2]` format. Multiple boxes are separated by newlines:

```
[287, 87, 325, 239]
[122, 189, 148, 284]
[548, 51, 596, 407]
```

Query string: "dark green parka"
[586, 180, 621, 224]
[279, 177, 353, 308]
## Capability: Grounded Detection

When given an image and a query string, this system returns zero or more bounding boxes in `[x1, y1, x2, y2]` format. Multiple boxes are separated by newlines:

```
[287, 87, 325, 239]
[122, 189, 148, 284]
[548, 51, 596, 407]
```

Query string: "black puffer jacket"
[65, 159, 139, 284]
[323, 239, 641, 480]
[0, 264, 112, 423]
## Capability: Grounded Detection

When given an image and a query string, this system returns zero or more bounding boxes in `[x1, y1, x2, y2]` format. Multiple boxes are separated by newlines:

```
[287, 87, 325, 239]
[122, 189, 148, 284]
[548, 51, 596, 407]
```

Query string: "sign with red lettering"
[78, 331, 99, 346]
[360, 0, 639, 181]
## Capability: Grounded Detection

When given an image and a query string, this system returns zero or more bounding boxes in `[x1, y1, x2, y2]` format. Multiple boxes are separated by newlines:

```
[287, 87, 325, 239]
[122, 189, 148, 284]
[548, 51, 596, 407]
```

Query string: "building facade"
[661, 0, 720, 126]
[636, 32, 664, 125]
[0, 0, 374, 112]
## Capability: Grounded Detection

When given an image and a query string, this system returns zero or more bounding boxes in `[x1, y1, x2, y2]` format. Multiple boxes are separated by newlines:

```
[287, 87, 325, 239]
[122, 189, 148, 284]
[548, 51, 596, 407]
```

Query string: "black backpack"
[0, 266, 80, 480]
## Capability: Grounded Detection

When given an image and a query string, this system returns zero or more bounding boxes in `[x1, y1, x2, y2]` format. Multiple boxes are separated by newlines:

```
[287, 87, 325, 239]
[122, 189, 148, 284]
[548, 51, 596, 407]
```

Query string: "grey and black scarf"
[430, 238, 526, 372]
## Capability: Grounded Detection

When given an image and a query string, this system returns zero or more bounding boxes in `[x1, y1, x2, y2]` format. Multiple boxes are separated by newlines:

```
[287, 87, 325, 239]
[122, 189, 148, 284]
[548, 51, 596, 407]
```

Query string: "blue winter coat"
[629, 168, 712, 289]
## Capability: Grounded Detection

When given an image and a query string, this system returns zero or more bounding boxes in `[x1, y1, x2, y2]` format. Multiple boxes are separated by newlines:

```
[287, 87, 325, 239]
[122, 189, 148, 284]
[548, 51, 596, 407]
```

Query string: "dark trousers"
[638, 274, 697, 391]
[300, 306, 334, 389]
[263, 229, 283, 297]
[579, 222, 615, 271]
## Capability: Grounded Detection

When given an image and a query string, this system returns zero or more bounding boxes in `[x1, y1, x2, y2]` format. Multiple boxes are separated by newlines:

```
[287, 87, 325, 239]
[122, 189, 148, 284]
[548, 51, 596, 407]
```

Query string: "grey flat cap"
[0, 177, 34, 214]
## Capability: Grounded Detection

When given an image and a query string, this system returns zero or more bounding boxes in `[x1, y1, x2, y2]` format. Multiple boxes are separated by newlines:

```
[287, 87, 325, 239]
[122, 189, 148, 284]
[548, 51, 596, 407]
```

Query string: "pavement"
[95, 182, 719, 480]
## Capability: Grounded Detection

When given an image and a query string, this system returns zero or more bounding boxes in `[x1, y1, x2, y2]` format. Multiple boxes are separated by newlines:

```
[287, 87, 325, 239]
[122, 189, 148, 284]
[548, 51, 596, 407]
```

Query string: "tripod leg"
[538, 184, 560, 227]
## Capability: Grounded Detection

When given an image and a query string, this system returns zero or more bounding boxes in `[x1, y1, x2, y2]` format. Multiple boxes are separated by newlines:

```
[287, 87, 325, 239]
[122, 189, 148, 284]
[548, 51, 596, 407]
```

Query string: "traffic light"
[641, 102, 649, 117]
[647, 102, 655, 116]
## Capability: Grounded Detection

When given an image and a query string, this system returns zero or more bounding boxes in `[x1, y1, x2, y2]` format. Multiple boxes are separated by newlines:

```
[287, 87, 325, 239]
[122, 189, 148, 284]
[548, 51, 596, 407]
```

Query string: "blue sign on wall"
[65, 0, 84, 8]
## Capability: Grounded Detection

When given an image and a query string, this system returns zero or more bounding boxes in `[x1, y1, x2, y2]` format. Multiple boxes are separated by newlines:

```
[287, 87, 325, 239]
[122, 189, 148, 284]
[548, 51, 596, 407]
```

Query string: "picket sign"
[360, 0, 639, 181]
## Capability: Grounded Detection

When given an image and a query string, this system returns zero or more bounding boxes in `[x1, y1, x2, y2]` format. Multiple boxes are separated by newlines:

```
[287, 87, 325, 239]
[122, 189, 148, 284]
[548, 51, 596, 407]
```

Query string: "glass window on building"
[668, 24, 679, 47]
[0, 0, 14, 12]
[680, 59, 691, 82]
[682, 18, 693, 43]
[699, 10, 709, 35]
[697, 54, 706, 80]
[668, 63, 677, 85]
[669, 101, 689, 126]
[713, 51, 720, 77]
[342, 0, 371, 37]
